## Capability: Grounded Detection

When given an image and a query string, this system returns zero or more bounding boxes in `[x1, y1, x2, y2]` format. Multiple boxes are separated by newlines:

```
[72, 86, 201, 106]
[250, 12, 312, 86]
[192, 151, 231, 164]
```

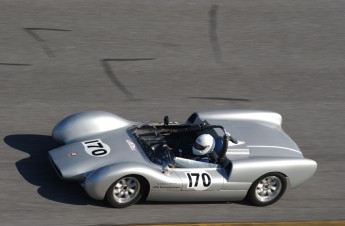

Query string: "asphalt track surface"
[1, 0, 345, 225]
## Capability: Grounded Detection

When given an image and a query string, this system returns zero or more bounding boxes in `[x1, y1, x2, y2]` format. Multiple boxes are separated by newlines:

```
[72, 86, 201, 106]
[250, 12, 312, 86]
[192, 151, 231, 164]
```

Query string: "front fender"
[229, 157, 317, 189]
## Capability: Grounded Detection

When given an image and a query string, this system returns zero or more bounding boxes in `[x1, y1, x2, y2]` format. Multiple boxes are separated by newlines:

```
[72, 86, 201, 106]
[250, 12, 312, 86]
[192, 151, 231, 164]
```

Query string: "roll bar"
[161, 123, 238, 163]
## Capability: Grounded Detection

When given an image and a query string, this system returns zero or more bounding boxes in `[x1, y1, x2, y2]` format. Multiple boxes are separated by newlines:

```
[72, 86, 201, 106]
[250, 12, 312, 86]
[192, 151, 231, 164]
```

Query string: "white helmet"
[192, 134, 215, 155]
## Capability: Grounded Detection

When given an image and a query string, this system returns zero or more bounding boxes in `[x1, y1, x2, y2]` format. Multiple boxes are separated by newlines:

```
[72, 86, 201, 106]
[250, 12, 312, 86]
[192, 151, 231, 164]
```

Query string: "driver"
[192, 134, 215, 162]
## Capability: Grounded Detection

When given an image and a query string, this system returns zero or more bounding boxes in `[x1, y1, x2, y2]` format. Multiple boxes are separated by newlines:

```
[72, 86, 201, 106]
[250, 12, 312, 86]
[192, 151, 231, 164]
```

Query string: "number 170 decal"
[186, 172, 212, 191]
[82, 139, 111, 157]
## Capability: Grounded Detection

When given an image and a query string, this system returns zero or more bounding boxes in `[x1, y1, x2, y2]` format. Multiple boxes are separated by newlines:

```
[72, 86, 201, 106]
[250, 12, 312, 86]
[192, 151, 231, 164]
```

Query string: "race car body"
[49, 110, 317, 207]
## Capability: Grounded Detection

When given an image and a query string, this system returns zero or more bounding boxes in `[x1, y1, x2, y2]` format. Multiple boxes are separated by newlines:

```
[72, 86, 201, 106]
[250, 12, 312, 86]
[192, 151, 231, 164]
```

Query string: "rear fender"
[52, 111, 133, 144]
[83, 163, 181, 200]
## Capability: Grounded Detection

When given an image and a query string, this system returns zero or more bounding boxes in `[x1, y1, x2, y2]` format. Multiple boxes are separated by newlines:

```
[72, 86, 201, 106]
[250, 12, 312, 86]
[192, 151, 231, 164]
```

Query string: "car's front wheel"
[106, 175, 143, 208]
[247, 173, 287, 206]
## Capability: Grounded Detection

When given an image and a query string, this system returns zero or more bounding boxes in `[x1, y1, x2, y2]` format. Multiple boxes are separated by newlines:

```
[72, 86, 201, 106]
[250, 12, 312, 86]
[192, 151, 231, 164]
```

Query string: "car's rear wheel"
[247, 173, 287, 206]
[106, 175, 142, 208]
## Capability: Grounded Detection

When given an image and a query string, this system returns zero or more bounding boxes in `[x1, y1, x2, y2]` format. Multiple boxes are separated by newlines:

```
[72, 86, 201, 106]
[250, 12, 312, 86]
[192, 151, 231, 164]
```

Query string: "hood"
[232, 123, 303, 158]
[204, 118, 303, 159]
[49, 129, 146, 181]
[193, 109, 303, 158]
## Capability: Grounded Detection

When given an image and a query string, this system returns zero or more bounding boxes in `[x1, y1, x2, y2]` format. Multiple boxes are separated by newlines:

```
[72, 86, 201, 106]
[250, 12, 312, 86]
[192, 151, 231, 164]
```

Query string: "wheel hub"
[255, 176, 282, 202]
[112, 177, 141, 204]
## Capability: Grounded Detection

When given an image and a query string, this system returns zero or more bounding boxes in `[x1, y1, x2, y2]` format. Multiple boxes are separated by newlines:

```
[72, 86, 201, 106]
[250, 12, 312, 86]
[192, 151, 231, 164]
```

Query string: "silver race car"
[49, 110, 317, 208]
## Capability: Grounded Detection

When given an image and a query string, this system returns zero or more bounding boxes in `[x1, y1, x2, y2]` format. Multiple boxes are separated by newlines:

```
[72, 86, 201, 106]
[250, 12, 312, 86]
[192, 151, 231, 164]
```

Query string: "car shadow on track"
[4, 134, 107, 207]
[138, 199, 251, 207]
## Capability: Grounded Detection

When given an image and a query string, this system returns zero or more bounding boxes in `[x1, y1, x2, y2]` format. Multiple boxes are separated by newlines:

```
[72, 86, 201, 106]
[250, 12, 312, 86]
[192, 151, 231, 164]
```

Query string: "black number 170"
[187, 173, 211, 188]
[84, 140, 107, 156]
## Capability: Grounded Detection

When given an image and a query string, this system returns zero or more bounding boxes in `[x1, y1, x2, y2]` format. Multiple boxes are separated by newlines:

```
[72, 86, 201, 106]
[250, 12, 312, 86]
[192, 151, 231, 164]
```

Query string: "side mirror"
[164, 116, 169, 126]
[162, 162, 171, 174]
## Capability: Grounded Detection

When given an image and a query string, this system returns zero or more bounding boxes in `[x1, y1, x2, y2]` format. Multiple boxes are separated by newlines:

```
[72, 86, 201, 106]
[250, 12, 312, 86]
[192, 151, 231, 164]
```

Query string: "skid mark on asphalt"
[0, 63, 31, 66]
[189, 97, 250, 102]
[209, 4, 222, 63]
[24, 28, 71, 57]
[101, 58, 155, 99]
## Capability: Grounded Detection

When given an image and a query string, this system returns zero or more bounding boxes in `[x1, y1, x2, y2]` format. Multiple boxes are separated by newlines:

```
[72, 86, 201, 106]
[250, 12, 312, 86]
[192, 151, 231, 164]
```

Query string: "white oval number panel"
[82, 139, 111, 157]
[186, 171, 212, 191]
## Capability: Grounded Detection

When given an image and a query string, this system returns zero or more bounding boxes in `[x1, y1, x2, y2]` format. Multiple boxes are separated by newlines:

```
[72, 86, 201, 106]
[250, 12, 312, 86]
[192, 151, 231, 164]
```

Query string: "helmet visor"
[193, 142, 209, 151]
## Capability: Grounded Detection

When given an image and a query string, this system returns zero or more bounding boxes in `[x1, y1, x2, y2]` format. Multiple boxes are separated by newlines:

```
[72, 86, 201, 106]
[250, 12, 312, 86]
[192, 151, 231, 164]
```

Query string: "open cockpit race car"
[49, 110, 317, 208]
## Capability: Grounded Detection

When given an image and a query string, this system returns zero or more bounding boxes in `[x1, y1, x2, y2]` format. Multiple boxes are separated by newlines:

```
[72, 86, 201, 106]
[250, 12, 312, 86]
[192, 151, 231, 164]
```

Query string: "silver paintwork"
[193, 110, 282, 128]
[49, 109, 317, 206]
[52, 111, 133, 144]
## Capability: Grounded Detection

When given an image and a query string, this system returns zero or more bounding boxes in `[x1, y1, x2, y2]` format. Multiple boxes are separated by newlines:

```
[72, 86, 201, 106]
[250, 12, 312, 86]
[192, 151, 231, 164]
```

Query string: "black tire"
[247, 172, 287, 206]
[106, 175, 143, 208]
